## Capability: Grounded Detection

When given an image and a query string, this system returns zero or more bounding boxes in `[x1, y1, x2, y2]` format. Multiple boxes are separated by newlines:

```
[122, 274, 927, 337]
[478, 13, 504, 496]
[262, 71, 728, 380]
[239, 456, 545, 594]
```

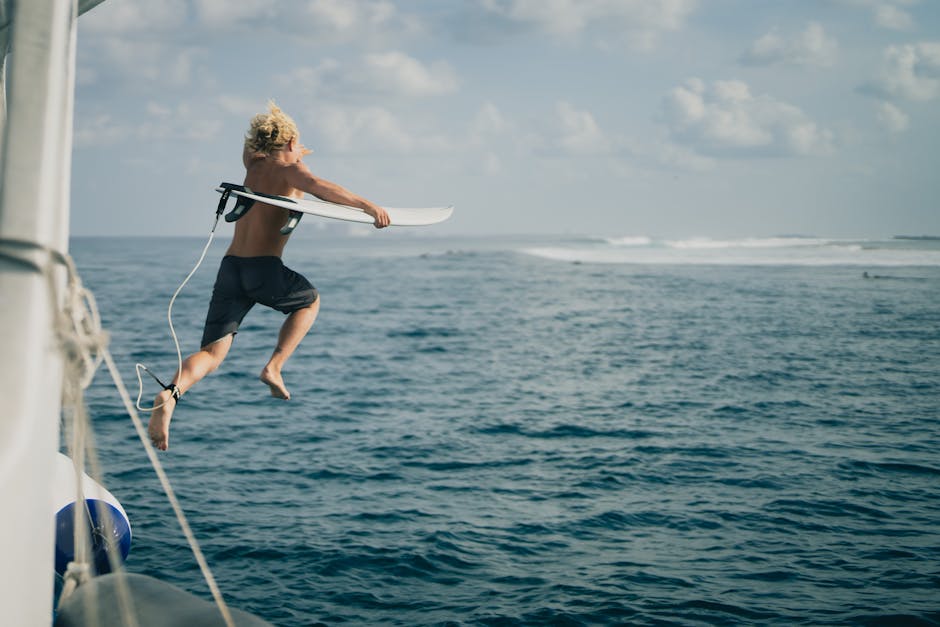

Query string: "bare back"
[225, 156, 300, 258]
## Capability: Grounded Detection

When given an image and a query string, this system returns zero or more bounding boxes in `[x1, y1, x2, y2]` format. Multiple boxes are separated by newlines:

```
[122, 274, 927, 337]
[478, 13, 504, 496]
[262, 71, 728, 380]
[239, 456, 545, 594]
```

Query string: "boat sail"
[0, 1, 272, 624]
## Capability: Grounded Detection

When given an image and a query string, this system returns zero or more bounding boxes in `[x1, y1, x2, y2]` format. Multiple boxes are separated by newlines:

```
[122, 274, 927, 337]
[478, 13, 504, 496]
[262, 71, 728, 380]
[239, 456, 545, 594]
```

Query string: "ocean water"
[72, 234, 940, 626]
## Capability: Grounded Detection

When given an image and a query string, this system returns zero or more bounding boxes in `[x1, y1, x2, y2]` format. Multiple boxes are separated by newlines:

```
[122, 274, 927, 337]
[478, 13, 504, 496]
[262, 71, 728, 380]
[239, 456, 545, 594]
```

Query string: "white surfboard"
[216, 184, 453, 227]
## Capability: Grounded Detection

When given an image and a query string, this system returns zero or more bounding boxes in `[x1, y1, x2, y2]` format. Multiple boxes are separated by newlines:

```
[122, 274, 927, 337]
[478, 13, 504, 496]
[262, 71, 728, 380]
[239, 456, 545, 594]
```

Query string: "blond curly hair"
[244, 101, 299, 157]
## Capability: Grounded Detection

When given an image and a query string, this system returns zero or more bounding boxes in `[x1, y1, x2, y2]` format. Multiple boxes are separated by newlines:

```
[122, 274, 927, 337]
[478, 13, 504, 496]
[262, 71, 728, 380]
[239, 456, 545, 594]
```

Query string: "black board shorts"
[201, 255, 318, 347]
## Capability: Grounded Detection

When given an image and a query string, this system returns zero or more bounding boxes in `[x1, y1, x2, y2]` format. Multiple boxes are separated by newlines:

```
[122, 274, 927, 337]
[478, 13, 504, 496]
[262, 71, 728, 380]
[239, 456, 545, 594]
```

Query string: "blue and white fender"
[53, 452, 132, 576]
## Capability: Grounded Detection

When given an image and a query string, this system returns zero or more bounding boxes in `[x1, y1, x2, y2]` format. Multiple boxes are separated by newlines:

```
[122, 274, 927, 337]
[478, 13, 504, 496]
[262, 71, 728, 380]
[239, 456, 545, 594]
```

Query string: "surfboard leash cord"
[134, 203, 225, 412]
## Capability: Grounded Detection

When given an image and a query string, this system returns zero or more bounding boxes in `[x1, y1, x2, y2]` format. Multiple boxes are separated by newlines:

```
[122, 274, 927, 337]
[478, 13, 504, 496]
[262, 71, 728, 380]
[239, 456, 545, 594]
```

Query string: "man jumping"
[148, 101, 389, 451]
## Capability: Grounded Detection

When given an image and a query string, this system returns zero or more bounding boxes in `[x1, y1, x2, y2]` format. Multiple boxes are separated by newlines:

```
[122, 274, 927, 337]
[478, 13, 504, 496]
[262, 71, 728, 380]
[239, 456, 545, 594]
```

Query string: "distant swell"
[521, 235, 940, 266]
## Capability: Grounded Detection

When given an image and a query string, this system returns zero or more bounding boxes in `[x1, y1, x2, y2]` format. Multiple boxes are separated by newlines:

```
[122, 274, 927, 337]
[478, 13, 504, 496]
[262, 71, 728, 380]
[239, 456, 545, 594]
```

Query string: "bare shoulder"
[283, 159, 313, 178]
[281, 160, 320, 190]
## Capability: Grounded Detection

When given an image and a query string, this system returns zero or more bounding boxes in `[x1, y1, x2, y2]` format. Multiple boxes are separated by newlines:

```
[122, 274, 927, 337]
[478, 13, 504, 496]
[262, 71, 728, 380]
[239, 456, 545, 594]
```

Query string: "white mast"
[0, 0, 79, 623]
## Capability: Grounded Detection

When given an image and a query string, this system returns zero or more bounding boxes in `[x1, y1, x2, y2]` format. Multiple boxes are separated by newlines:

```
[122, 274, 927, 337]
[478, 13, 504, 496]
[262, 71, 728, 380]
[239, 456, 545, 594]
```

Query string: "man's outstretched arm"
[286, 162, 390, 228]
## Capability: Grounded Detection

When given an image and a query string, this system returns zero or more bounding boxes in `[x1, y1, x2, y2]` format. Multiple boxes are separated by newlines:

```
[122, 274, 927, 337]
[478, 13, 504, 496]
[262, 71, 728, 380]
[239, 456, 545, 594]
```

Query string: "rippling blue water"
[72, 234, 940, 626]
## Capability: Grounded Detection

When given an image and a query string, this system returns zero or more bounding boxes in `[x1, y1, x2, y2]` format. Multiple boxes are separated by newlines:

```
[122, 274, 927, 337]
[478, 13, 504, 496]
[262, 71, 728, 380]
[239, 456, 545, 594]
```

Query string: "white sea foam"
[520, 236, 940, 266]
[604, 236, 653, 247]
[664, 236, 831, 250]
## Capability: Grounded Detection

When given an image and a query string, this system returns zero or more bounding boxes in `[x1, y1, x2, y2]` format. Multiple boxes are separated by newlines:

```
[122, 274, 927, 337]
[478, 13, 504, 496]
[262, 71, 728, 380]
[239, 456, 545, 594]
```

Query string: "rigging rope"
[1, 238, 137, 624]
[103, 350, 235, 627]
[0, 231, 236, 627]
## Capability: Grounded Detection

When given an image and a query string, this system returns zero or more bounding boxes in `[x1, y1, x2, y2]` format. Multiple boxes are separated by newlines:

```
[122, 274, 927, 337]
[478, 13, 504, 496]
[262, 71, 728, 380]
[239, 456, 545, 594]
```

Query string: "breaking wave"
[522, 235, 940, 266]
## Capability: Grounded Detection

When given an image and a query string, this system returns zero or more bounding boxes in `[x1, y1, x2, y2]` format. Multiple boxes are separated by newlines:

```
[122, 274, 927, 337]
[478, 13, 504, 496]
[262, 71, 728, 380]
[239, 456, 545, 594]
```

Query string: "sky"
[70, 0, 940, 239]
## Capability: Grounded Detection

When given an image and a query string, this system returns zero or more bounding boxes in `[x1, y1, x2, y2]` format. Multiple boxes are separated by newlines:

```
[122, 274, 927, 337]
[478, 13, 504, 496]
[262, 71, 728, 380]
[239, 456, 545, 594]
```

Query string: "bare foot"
[148, 389, 177, 451]
[260, 368, 290, 400]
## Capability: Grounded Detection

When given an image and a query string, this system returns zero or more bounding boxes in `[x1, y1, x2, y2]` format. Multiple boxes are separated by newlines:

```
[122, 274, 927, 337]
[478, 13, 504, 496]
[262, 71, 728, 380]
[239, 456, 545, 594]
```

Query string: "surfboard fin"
[280, 210, 303, 235]
[226, 196, 255, 222]
[217, 183, 256, 222]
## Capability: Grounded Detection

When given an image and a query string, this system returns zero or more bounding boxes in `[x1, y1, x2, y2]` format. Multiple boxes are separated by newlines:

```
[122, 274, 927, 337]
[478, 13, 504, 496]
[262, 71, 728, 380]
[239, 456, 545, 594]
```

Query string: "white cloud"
[217, 96, 267, 118]
[741, 22, 837, 67]
[83, 0, 421, 43]
[138, 105, 224, 142]
[477, 0, 698, 49]
[79, 0, 188, 34]
[653, 142, 715, 171]
[663, 78, 834, 157]
[146, 102, 173, 118]
[621, 136, 715, 172]
[306, 106, 451, 154]
[278, 53, 457, 100]
[876, 102, 909, 132]
[468, 102, 513, 160]
[916, 42, 940, 78]
[301, 0, 423, 42]
[277, 61, 339, 96]
[83, 39, 205, 90]
[361, 52, 458, 97]
[74, 102, 224, 148]
[863, 42, 940, 101]
[194, 0, 278, 26]
[481, 98, 720, 173]
[307, 0, 394, 31]
[78, 0, 206, 91]
[465, 104, 519, 174]
[192, 0, 422, 43]
[74, 114, 128, 148]
[554, 102, 611, 155]
[833, 0, 919, 31]
[482, 152, 502, 175]
[311, 107, 404, 153]
[874, 3, 914, 29]
[470, 102, 510, 138]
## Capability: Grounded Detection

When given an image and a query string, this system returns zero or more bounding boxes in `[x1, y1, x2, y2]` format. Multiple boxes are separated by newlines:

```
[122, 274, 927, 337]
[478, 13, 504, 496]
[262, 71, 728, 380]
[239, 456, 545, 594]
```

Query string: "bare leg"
[260, 299, 320, 400]
[148, 335, 233, 451]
